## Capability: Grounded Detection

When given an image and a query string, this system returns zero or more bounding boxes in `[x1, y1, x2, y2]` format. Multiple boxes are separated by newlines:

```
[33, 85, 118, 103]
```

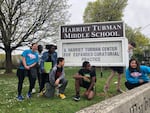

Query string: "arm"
[53, 52, 57, 66]
[55, 68, 65, 86]
[73, 72, 90, 81]
[142, 65, 150, 74]
[22, 57, 30, 70]
[40, 52, 47, 73]
[139, 66, 150, 82]
[87, 76, 96, 92]
[29, 62, 37, 68]
[57, 68, 65, 80]
[73, 73, 84, 79]
[49, 67, 56, 86]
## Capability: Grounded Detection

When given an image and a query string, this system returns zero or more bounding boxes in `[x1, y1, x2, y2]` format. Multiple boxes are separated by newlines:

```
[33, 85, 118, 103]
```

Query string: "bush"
[0, 54, 21, 69]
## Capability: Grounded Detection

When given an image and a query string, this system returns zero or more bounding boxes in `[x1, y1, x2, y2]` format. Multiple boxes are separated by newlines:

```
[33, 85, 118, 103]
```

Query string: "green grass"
[0, 67, 126, 113]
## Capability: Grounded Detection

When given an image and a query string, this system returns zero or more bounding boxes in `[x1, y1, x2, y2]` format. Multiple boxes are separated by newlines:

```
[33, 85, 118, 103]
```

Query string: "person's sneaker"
[59, 93, 66, 99]
[31, 88, 36, 94]
[37, 91, 44, 97]
[17, 95, 24, 101]
[26, 92, 32, 99]
[117, 89, 125, 93]
[73, 95, 80, 101]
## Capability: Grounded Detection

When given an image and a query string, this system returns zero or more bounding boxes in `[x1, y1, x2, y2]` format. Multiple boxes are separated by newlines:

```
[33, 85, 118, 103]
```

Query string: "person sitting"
[73, 61, 96, 101]
[103, 42, 136, 93]
[44, 57, 68, 99]
[125, 58, 150, 90]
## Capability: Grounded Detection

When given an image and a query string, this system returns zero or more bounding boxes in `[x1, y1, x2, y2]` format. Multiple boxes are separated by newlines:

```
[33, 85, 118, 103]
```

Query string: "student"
[125, 58, 150, 90]
[39, 44, 57, 93]
[128, 42, 136, 59]
[32, 44, 43, 93]
[44, 57, 68, 99]
[73, 61, 96, 101]
[103, 42, 136, 93]
[16, 43, 38, 101]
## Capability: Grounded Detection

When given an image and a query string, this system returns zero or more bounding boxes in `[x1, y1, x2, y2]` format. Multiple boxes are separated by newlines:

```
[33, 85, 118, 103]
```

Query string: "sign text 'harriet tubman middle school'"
[61, 21, 124, 39]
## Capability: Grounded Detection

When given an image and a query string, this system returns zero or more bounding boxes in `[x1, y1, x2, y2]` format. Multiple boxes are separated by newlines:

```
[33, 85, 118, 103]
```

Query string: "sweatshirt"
[125, 65, 150, 84]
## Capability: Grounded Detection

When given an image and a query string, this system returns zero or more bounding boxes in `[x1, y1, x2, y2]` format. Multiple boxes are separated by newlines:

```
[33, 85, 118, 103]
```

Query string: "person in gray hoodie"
[44, 57, 68, 99]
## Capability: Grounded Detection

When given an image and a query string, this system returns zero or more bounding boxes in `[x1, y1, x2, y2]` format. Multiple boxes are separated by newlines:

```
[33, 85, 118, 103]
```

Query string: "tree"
[83, 0, 150, 61]
[83, 0, 127, 23]
[0, 0, 69, 73]
[125, 25, 150, 62]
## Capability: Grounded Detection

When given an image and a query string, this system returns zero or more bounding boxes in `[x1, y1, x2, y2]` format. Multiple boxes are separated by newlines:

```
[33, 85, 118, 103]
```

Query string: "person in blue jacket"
[125, 58, 150, 90]
[39, 44, 57, 94]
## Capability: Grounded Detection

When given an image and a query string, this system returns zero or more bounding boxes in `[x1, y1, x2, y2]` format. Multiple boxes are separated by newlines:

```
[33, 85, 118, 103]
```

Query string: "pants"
[125, 81, 148, 90]
[17, 68, 37, 95]
[33, 66, 41, 91]
[44, 78, 68, 98]
[40, 73, 49, 92]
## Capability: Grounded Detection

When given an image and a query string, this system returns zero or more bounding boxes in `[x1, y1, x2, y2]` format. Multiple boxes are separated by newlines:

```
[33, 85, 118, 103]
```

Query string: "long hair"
[128, 58, 140, 72]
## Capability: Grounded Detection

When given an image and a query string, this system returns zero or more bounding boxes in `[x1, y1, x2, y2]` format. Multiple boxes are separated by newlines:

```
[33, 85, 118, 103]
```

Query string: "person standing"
[16, 43, 38, 101]
[32, 44, 43, 93]
[103, 42, 136, 93]
[125, 58, 150, 90]
[39, 44, 57, 94]
[73, 61, 96, 101]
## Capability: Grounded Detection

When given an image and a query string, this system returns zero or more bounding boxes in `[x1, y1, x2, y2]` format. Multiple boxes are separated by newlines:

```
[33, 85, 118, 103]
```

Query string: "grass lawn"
[0, 67, 126, 113]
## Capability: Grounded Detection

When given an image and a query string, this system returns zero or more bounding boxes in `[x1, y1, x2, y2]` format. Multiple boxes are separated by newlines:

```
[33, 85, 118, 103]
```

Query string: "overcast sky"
[68, 0, 150, 37]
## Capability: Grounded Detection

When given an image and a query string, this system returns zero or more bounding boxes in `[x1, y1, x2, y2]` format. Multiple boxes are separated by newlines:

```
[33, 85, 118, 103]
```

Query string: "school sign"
[58, 21, 129, 67]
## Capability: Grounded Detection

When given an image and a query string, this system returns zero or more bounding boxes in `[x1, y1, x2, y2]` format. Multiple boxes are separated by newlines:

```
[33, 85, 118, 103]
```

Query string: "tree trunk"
[5, 49, 13, 73]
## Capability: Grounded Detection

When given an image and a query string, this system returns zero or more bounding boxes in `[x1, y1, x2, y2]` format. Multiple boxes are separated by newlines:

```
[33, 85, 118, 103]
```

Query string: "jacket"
[125, 65, 150, 84]
[40, 51, 57, 73]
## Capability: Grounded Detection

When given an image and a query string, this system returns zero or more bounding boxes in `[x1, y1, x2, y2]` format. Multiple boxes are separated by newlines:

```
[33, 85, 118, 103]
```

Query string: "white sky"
[68, 0, 150, 37]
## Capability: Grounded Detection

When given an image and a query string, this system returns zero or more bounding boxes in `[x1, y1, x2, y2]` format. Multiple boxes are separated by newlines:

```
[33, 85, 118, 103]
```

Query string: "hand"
[83, 76, 90, 82]
[25, 65, 30, 70]
[84, 90, 90, 96]
[55, 79, 60, 86]
[139, 79, 144, 83]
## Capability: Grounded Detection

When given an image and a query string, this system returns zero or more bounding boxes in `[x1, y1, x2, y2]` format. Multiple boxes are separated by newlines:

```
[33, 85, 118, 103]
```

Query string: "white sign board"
[57, 38, 128, 66]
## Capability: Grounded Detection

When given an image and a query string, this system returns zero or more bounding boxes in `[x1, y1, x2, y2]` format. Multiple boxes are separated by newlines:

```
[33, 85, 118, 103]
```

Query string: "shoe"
[38, 91, 44, 97]
[117, 89, 125, 93]
[59, 93, 66, 99]
[31, 88, 36, 94]
[73, 95, 80, 101]
[17, 95, 24, 101]
[26, 92, 32, 98]
[37, 92, 43, 97]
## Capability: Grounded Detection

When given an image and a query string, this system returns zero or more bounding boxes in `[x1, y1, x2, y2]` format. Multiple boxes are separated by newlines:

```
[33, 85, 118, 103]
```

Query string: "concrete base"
[76, 83, 150, 113]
